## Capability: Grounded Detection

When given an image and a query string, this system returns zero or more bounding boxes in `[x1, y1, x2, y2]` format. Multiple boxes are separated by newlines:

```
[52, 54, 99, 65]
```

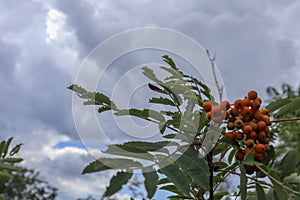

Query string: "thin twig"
[207, 151, 214, 200]
[255, 165, 300, 195]
[138, 116, 181, 133]
[216, 169, 274, 188]
[207, 50, 223, 102]
[271, 118, 300, 123]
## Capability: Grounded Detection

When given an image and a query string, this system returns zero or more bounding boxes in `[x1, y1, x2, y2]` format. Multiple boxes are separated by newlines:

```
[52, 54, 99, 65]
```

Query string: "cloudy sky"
[1, 0, 300, 199]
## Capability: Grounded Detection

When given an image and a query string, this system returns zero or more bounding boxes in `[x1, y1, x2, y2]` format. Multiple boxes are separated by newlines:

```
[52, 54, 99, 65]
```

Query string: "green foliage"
[0, 137, 57, 199]
[0, 137, 23, 192]
[266, 84, 300, 168]
[69, 57, 300, 199]
[1, 167, 58, 200]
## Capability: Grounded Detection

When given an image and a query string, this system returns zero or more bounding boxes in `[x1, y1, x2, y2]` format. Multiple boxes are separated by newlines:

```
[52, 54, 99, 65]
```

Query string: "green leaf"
[104, 144, 155, 161]
[149, 110, 165, 122]
[159, 122, 167, 134]
[142, 67, 161, 83]
[278, 150, 299, 180]
[67, 84, 87, 94]
[228, 148, 236, 164]
[256, 183, 266, 200]
[104, 171, 132, 197]
[142, 167, 158, 199]
[0, 171, 11, 181]
[0, 163, 19, 171]
[275, 97, 300, 118]
[0, 141, 5, 157]
[163, 134, 176, 139]
[98, 106, 111, 113]
[157, 177, 169, 185]
[162, 55, 177, 70]
[148, 83, 167, 94]
[266, 98, 291, 112]
[4, 157, 23, 163]
[283, 173, 300, 185]
[175, 147, 209, 189]
[168, 195, 194, 199]
[149, 97, 176, 106]
[115, 108, 165, 122]
[269, 170, 289, 200]
[158, 163, 190, 196]
[1, 137, 13, 158]
[117, 141, 171, 153]
[243, 152, 255, 165]
[240, 164, 247, 200]
[160, 66, 184, 81]
[68, 84, 117, 109]
[160, 185, 183, 195]
[9, 144, 22, 156]
[82, 158, 142, 174]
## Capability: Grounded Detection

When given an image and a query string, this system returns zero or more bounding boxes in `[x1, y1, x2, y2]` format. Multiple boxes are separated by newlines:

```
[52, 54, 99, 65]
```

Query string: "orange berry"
[230, 107, 240, 117]
[254, 152, 265, 162]
[211, 107, 221, 118]
[206, 111, 212, 120]
[248, 121, 257, 131]
[220, 100, 231, 111]
[248, 90, 258, 100]
[225, 111, 230, 119]
[225, 132, 235, 139]
[212, 116, 223, 123]
[235, 131, 244, 141]
[242, 125, 252, 134]
[251, 99, 261, 110]
[242, 98, 251, 107]
[264, 126, 270, 135]
[234, 119, 244, 129]
[244, 139, 255, 147]
[255, 143, 265, 153]
[260, 108, 270, 116]
[242, 115, 251, 122]
[245, 147, 255, 155]
[234, 99, 244, 109]
[253, 111, 264, 121]
[245, 165, 254, 175]
[254, 165, 261, 172]
[257, 121, 266, 131]
[203, 102, 212, 112]
[235, 150, 245, 161]
[257, 131, 267, 144]
[264, 144, 271, 152]
[247, 131, 257, 140]
[262, 115, 271, 125]
[241, 106, 251, 117]
[227, 122, 235, 130]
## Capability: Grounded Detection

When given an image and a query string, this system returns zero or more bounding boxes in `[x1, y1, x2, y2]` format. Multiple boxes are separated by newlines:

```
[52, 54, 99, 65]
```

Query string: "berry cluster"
[203, 90, 272, 174]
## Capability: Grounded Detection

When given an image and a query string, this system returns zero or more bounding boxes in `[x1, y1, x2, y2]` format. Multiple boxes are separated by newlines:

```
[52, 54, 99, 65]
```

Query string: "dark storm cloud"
[53, 0, 300, 101]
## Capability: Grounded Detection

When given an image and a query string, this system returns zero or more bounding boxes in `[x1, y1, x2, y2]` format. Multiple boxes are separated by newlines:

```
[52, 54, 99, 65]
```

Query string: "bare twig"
[206, 50, 223, 102]
[271, 118, 300, 123]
